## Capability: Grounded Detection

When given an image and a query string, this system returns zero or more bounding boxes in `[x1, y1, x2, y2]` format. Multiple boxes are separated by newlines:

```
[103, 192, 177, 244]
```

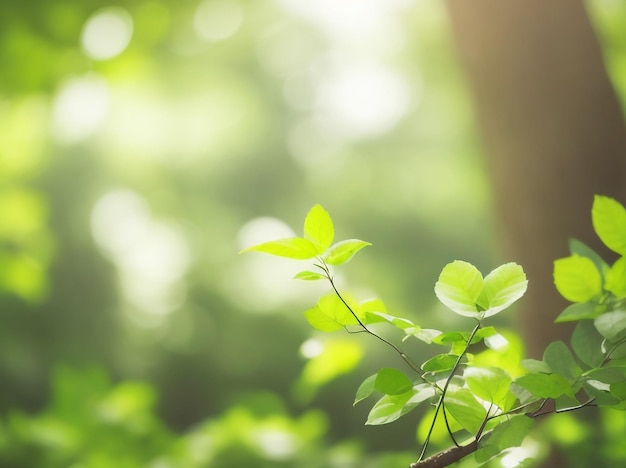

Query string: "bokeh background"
[1, 1, 626, 467]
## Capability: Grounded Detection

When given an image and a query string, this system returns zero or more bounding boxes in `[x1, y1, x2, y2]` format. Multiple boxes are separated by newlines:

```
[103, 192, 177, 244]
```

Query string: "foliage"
[243, 195, 626, 467]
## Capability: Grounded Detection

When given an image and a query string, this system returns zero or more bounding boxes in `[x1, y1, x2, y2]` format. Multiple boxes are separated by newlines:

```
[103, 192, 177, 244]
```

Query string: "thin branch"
[409, 439, 479, 468]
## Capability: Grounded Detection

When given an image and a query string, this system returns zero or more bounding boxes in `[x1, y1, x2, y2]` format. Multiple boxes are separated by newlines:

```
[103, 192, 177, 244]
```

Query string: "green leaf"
[464, 366, 512, 406]
[521, 359, 551, 374]
[303, 204, 334, 253]
[569, 238, 610, 279]
[435, 261, 483, 317]
[571, 320, 604, 368]
[476, 262, 528, 318]
[323, 239, 371, 265]
[240, 237, 319, 259]
[404, 328, 442, 344]
[555, 302, 602, 322]
[543, 341, 581, 382]
[433, 331, 468, 346]
[366, 385, 434, 425]
[293, 270, 327, 281]
[606, 257, 626, 298]
[515, 373, 574, 399]
[422, 354, 459, 373]
[592, 195, 626, 255]
[354, 374, 376, 405]
[444, 386, 487, 434]
[303, 292, 361, 332]
[553, 255, 602, 303]
[363, 311, 414, 329]
[595, 310, 626, 342]
[374, 368, 413, 395]
[360, 298, 387, 314]
[475, 415, 534, 464]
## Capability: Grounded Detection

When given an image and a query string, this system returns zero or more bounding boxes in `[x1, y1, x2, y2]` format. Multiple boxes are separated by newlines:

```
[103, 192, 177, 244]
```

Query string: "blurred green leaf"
[592, 195, 626, 255]
[323, 239, 371, 265]
[240, 237, 319, 259]
[571, 320, 605, 368]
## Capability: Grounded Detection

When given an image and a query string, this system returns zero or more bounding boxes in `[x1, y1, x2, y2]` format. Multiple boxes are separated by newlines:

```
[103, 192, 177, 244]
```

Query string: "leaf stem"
[417, 321, 482, 462]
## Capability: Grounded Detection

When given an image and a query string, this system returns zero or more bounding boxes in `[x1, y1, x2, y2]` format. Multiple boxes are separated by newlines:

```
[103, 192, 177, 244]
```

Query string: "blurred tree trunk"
[445, 1, 626, 465]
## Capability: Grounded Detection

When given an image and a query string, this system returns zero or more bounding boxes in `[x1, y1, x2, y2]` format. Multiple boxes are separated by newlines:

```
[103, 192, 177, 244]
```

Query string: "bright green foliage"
[592, 194, 626, 255]
[244, 198, 626, 468]
[435, 261, 527, 319]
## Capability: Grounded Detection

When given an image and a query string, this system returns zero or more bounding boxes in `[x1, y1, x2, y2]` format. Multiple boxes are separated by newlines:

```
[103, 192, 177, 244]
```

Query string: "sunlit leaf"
[553, 255, 602, 303]
[422, 354, 459, 373]
[434, 261, 483, 317]
[476, 262, 528, 318]
[293, 270, 326, 281]
[354, 374, 376, 405]
[363, 311, 414, 329]
[606, 257, 626, 298]
[569, 238, 609, 279]
[595, 310, 626, 342]
[240, 237, 319, 259]
[374, 368, 413, 395]
[303, 292, 362, 332]
[366, 384, 434, 425]
[304, 204, 334, 253]
[444, 386, 487, 434]
[592, 195, 626, 255]
[324, 239, 371, 265]
[464, 366, 511, 406]
[404, 327, 442, 344]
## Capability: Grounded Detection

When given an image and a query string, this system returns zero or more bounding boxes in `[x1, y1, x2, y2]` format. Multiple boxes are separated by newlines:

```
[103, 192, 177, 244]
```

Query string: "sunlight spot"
[52, 74, 109, 143]
[81, 7, 133, 60]
[251, 429, 297, 459]
[194, 0, 243, 41]
[315, 61, 414, 139]
[237, 217, 295, 251]
[299, 338, 324, 359]
[91, 189, 190, 328]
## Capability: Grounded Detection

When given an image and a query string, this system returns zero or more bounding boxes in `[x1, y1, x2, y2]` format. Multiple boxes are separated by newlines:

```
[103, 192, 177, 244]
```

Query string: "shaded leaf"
[595, 310, 626, 342]
[556, 302, 602, 323]
[475, 415, 533, 464]
[571, 320, 604, 368]
[515, 373, 573, 399]
[543, 341, 580, 382]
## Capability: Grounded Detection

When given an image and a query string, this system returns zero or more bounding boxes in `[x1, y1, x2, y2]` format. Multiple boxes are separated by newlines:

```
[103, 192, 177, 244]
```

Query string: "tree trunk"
[444, 1, 626, 465]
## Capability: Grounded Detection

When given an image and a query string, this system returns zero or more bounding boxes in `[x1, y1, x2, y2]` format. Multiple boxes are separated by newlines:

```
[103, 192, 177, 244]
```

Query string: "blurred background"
[1, 0, 626, 467]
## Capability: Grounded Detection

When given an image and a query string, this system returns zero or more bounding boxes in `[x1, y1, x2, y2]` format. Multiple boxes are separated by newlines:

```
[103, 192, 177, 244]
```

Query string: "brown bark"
[445, 0, 626, 357]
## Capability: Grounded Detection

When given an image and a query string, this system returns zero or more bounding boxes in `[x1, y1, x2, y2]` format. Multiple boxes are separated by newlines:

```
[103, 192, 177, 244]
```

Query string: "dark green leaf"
[515, 373, 574, 399]
[555, 302, 602, 323]
[422, 354, 458, 373]
[543, 341, 580, 382]
[521, 359, 551, 374]
[475, 415, 533, 464]
[595, 310, 626, 342]
[571, 320, 604, 368]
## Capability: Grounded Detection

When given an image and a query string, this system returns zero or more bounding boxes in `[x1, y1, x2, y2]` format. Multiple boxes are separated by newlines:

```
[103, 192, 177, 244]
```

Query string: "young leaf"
[464, 366, 512, 406]
[323, 239, 371, 265]
[553, 255, 602, 303]
[571, 320, 605, 368]
[363, 310, 414, 329]
[595, 310, 626, 342]
[354, 374, 376, 405]
[374, 368, 413, 395]
[435, 261, 483, 317]
[555, 302, 602, 323]
[569, 238, 609, 279]
[241, 237, 319, 259]
[606, 257, 626, 298]
[366, 388, 418, 425]
[303, 204, 334, 253]
[476, 262, 528, 318]
[303, 292, 362, 332]
[293, 270, 327, 281]
[404, 327, 442, 344]
[444, 386, 487, 434]
[592, 195, 626, 256]
[543, 341, 581, 382]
